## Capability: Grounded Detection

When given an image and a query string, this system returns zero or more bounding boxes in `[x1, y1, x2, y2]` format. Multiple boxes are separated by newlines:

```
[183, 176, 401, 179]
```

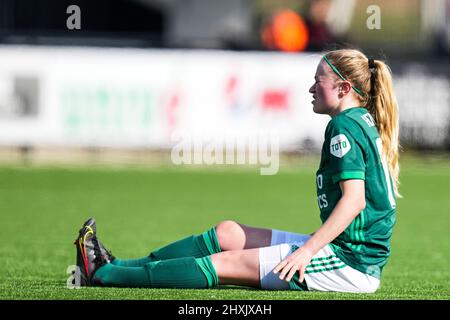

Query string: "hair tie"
[368, 58, 376, 70]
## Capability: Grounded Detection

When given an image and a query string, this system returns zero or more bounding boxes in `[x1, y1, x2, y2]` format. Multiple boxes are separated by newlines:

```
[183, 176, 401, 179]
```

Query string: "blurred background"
[0, 0, 449, 165]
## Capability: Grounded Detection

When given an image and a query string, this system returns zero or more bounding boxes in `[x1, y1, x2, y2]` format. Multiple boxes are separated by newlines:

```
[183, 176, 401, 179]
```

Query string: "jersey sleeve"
[326, 116, 367, 184]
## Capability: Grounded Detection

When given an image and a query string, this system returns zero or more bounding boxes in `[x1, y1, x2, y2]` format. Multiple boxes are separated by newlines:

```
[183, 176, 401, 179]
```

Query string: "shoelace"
[98, 239, 115, 262]
[92, 237, 106, 266]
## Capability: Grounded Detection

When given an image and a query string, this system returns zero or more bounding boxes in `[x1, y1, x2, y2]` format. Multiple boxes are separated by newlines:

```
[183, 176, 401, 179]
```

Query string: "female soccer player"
[74, 48, 400, 293]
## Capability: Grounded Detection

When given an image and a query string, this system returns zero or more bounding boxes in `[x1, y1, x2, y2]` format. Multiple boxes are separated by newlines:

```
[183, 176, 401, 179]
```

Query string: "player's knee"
[215, 220, 245, 251]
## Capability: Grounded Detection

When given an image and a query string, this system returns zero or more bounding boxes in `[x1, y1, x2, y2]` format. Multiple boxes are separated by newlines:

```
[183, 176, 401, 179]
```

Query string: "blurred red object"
[261, 9, 309, 52]
[261, 89, 289, 110]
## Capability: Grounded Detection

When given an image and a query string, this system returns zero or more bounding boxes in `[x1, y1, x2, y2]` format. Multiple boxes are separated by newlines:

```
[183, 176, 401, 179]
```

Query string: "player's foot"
[78, 218, 116, 262]
[74, 218, 109, 286]
[97, 237, 116, 264]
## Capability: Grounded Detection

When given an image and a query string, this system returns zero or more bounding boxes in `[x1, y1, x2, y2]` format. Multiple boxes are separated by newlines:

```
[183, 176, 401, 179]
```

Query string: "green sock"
[112, 256, 154, 267]
[94, 256, 219, 289]
[111, 227, 221, 267]
[93, 263, 148, 288]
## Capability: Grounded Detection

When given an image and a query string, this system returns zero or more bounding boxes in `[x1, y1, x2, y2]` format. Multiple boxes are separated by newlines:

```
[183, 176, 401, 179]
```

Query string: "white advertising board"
[0, 46, 335, 150]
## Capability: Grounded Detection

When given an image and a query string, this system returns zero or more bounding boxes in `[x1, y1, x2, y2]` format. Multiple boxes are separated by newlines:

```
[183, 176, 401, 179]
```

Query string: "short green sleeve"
[326, 116, 367, 183]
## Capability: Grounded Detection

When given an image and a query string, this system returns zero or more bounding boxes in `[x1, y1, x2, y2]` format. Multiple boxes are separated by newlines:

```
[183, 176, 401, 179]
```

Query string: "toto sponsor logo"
[330, 134, 351, 158]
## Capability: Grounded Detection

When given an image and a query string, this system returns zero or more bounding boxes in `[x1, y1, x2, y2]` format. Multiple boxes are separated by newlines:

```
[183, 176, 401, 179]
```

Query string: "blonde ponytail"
[366, 60, 401, 197]
[325, 49, 401, 197]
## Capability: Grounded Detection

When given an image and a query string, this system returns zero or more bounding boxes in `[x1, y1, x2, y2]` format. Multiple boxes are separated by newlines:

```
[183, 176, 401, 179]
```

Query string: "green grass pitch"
[0, 155, 449, 300]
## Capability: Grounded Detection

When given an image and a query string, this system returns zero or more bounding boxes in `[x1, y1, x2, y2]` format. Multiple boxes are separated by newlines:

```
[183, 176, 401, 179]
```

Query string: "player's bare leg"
[210, 248, 261, 288]
[108, 219, 272, 268]
[78, 219, 264, 289]
[215, 220, 272, 250]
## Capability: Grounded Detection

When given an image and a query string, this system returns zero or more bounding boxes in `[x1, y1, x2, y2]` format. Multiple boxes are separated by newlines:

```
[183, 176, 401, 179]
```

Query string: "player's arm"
[274, 179, 365, 282]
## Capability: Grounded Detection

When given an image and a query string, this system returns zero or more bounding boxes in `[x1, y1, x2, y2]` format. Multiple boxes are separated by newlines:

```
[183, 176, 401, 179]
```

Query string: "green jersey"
[316, 107, 396, 279]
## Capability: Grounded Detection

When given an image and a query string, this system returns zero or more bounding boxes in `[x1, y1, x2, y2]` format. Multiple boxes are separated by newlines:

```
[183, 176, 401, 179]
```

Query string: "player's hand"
[273, 247, 314, 283]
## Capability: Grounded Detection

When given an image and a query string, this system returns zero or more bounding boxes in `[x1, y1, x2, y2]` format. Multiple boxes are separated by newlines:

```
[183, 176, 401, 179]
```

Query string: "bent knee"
[215, 220, 245, 251]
